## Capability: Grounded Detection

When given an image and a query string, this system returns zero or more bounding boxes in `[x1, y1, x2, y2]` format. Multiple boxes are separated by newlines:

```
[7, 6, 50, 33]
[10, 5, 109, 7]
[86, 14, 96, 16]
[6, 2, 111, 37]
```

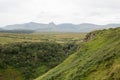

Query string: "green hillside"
[36, 27, 120, 80]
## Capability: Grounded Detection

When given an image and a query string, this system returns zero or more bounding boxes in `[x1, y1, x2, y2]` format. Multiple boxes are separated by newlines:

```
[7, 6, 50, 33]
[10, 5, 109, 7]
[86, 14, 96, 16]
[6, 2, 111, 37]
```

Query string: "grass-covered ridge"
[36, 27, 120, 80]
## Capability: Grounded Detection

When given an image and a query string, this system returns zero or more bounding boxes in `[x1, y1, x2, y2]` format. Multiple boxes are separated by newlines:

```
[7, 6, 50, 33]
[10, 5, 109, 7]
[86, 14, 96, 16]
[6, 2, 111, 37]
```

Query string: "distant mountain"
[1, 22, 120, 32]
[0, 28, 4, 31]
[3, 22, 48, 30]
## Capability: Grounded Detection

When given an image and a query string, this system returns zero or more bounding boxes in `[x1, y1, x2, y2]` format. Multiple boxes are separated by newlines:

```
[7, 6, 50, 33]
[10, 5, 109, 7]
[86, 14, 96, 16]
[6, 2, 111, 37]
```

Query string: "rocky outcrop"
[83, 32, 96, 42]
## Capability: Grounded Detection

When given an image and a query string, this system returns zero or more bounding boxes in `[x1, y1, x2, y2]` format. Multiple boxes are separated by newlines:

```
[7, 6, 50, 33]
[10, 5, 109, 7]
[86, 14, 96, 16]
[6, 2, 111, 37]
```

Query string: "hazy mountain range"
[0, 22, 120, 33]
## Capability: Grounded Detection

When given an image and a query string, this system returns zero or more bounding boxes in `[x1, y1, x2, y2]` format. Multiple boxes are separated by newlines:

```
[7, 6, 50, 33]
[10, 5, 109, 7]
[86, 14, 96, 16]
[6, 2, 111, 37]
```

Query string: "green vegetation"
[0, 32, 85, 80]
[0, 42, 79, 80]
[36, 27, 120, 80]
[0, 30, 34, 33]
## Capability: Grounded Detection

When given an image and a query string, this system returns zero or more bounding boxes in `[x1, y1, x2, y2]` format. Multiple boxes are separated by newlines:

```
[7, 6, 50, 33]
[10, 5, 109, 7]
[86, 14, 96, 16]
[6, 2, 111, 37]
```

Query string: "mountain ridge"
[1, 22, 120, 32]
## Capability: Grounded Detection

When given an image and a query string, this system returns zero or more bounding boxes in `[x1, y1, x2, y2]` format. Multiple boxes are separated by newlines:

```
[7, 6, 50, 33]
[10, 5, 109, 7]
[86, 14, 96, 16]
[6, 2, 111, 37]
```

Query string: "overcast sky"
[0, 0, 120, 26]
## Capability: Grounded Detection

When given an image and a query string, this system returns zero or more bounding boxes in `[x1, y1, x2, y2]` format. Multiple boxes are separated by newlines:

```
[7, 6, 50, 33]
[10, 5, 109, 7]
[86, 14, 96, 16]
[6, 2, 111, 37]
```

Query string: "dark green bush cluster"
[0, 42, 77, 80]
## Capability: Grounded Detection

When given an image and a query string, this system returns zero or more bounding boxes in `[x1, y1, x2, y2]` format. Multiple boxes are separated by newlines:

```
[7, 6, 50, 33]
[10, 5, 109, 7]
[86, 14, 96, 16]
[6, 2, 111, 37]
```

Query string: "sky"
[0, 0, 120, 26]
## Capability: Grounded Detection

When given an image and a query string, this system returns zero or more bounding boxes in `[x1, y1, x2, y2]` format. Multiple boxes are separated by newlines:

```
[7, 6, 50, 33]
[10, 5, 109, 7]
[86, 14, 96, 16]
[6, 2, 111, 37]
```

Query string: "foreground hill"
[36, 27, 120, 80]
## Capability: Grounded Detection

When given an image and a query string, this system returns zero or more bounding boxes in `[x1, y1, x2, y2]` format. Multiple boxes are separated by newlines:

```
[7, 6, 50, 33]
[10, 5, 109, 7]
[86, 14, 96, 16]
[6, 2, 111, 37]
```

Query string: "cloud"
[0, 0, 28, 12]
[0, 0, 120, 26]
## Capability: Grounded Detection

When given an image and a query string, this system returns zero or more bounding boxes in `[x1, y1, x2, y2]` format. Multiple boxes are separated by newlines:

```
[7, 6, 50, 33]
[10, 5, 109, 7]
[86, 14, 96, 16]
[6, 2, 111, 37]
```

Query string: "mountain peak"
[28, 22, 39, 24]
[49, 22, 56, 25]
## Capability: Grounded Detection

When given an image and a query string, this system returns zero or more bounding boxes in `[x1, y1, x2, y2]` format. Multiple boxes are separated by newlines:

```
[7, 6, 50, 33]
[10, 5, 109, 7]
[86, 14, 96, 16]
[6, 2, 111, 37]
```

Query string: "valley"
[0, 0, 120, 80]
[0, 32, 85, 80]
[0, 27, 120, 80]
[0, 32, 85, 44]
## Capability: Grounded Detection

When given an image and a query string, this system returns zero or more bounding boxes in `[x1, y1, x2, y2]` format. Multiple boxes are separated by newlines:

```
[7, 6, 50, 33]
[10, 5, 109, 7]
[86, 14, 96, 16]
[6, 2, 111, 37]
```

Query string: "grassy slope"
[36, 28, 120, 80]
